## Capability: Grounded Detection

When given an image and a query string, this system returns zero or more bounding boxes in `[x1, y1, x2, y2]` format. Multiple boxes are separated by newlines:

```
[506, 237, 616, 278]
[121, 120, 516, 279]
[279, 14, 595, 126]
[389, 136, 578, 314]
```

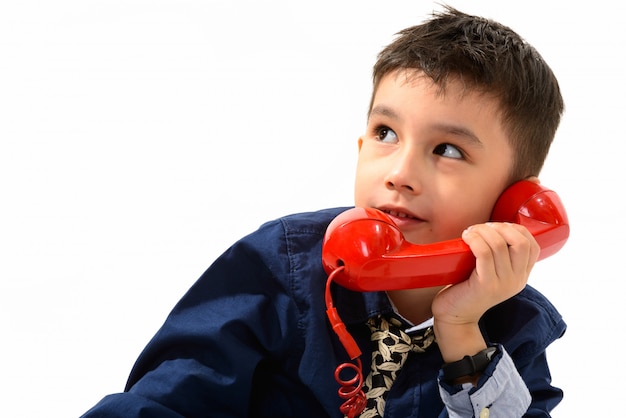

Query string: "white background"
[1, 1, 623, 416]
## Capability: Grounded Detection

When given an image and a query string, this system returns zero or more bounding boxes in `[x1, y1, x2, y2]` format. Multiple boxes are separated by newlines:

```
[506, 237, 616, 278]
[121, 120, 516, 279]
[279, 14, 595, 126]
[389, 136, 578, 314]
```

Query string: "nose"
[384, 150, 422, 194]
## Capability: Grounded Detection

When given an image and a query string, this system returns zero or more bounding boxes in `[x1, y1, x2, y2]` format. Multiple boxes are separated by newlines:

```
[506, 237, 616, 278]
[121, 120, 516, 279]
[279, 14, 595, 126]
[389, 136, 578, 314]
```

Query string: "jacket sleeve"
[436, 286, 566, 418]
[81, 226, 298, 417]
[501, 287, 566, 417]
[438, 285, 566, 418]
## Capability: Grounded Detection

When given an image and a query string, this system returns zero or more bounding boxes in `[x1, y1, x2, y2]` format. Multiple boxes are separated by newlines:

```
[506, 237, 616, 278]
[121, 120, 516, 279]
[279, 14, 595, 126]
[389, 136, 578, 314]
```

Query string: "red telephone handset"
[322, 180, 569, 291]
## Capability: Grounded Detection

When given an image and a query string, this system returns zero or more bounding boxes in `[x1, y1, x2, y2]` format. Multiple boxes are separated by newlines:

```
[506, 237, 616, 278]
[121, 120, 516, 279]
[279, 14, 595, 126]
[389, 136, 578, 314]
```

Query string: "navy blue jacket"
[81, 207, 566, 417]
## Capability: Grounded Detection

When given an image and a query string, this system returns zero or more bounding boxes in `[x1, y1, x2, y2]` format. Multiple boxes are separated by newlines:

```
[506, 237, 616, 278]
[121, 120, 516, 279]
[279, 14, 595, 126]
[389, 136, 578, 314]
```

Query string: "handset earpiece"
[490, 181, 569, 260]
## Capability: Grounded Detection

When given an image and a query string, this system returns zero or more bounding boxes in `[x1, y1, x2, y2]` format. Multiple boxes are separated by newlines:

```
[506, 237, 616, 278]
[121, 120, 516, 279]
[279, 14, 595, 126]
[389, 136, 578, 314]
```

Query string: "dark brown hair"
[370, 6, 564, 182]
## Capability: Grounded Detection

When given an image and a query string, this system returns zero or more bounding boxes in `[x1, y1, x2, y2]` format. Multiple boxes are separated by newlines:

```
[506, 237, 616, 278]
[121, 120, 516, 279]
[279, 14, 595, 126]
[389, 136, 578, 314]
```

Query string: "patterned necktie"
[358, 315, 435, 418]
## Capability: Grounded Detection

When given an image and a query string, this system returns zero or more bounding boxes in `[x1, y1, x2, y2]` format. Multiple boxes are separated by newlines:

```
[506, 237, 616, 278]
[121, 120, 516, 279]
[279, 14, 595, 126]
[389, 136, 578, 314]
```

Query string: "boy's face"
[354, 70, 514, 244]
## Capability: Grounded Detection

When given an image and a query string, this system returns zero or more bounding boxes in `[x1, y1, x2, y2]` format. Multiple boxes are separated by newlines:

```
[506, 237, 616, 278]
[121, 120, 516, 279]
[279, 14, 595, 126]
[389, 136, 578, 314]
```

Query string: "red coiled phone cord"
[325, 267, 367, 417]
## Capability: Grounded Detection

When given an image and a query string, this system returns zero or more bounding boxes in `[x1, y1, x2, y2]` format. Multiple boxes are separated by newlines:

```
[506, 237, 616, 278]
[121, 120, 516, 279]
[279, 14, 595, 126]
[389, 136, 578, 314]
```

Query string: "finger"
[462, 224, 505, 283]
[491, 222, 540, 277]
[462, 223, 533, 288]
[475, 223, 514, 282]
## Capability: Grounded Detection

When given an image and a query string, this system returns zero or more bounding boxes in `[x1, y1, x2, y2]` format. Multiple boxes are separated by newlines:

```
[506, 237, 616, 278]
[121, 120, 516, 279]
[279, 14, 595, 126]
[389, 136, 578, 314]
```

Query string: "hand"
[432, 222, 540, 362]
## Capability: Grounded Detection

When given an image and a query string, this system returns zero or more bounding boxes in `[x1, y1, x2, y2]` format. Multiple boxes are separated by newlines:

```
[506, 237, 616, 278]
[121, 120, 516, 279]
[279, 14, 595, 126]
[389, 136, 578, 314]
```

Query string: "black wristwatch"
[442, 346, 498, 383]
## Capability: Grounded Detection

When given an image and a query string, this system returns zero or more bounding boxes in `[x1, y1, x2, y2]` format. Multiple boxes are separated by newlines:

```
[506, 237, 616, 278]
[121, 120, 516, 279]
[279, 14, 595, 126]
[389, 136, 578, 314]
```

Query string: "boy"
[82, 6, 565, 418]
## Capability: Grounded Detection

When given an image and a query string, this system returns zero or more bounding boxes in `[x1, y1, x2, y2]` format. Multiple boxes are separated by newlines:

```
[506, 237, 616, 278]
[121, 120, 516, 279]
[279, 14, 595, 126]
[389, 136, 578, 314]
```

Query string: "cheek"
[463, 197, 499, 226]
[353, 165, 371, 206]
[436, 192, 497, 238]
[353, 154, 380, 203]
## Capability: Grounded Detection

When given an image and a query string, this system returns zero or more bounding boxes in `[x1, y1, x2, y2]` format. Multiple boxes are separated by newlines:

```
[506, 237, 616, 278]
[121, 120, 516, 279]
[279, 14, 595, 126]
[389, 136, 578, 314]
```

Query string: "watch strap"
[442, 346, 498, 382]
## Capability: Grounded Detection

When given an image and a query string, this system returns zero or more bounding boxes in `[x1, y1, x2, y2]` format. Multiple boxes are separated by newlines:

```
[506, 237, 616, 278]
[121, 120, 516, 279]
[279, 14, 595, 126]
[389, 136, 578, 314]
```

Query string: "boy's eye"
[375, 126, 398, 143]
[433, 143, 463, 159]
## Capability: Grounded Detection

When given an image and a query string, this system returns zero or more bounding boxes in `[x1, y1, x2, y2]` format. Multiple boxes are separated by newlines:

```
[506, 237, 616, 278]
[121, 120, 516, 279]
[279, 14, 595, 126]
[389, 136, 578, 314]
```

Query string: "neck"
[387, 286, 443, 325]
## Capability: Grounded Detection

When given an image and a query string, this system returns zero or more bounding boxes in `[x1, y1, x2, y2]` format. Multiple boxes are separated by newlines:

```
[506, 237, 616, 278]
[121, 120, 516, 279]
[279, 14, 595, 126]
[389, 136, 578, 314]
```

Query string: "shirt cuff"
[438, 345, 531, 418]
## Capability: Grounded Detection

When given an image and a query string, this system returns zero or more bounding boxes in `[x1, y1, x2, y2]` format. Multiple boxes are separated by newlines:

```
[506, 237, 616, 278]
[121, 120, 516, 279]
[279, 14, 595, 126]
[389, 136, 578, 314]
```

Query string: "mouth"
[379, 208, 423, 222]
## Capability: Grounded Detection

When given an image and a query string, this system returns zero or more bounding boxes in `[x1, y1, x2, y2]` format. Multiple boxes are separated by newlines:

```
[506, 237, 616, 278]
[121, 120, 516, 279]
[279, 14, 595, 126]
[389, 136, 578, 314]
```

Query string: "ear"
[358, 137, 363, 151]
[525, 175, 540, 184]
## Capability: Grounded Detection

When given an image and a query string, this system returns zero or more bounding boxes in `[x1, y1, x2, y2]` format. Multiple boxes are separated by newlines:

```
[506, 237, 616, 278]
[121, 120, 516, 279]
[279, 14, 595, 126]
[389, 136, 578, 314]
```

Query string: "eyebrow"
[369, 104, 483, 147]
[369, 104, 400, 121]
[432, 123, 483, 147]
